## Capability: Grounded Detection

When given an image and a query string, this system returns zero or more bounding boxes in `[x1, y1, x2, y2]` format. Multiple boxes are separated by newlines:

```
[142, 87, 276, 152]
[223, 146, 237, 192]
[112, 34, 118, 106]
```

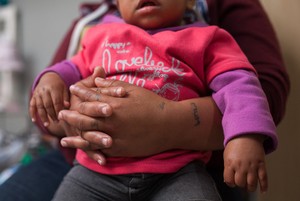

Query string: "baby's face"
[116, 0, 192, 29]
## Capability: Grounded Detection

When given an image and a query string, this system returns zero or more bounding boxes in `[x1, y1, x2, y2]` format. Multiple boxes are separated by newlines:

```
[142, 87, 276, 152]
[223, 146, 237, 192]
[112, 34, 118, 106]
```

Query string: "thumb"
[80, 66, 106, 88]
[92, 66, 106, 79]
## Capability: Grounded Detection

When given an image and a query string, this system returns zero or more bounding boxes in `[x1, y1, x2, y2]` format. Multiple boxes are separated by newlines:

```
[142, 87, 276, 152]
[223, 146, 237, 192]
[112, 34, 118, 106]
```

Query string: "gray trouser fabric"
[52, 161, 222, 201]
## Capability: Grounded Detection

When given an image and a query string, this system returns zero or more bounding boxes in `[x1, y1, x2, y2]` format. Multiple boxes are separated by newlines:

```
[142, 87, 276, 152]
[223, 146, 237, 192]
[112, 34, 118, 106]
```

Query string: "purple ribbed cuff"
[31, 60, 81, 92]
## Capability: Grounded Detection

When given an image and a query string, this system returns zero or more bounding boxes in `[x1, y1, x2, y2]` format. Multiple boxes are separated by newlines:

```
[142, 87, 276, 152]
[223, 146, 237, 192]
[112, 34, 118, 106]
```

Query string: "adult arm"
[59, 78, 224, 157]
[207, 0, 290, 124]
[40, 0, 290, 158]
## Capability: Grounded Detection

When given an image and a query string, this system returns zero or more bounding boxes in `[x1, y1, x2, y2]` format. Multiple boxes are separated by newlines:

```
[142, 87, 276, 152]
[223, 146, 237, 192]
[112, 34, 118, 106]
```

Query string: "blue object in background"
[0, 0, 9, 6]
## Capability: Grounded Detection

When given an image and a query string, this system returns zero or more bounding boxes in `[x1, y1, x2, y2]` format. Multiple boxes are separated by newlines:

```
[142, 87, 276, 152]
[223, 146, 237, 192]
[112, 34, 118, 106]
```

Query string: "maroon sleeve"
[49, 3, 104, 65]
[48, 20, 78, 65]
[206, 0, 290, 125]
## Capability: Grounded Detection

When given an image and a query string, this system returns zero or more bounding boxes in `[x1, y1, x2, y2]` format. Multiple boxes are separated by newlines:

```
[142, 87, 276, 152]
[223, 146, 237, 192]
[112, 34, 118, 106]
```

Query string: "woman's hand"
[58, 67, 127, 164]
[59, 76, 224, 159]
[60, 78, 175, 157]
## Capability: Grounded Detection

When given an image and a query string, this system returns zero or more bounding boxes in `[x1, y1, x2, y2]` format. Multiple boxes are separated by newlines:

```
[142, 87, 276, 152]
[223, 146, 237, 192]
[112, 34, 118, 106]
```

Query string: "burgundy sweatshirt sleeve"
[206, 0, 290, 125]
[49, 20, 79, 65]
[210, 70, 277, 154]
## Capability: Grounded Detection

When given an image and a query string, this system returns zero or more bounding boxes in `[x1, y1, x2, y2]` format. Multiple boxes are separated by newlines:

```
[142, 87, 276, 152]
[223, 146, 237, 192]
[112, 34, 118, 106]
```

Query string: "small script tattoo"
[191, 103, 200, 126]
[159, 102, 166, 110]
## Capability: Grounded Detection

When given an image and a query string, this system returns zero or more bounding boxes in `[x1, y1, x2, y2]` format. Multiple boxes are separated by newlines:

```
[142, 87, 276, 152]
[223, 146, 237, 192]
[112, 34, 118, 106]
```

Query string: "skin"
[30, 0, 269, 193]
[116, 0, 192, 29]
[30, 72, 70, 126]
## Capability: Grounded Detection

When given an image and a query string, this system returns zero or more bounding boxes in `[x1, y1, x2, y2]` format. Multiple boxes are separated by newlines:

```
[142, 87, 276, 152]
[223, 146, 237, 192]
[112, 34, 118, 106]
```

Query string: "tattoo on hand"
[191, 103, 200, 126]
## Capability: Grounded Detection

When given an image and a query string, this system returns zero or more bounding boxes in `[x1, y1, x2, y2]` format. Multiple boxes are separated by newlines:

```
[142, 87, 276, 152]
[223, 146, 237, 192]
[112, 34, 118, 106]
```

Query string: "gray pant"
[52, 161, 222, 201]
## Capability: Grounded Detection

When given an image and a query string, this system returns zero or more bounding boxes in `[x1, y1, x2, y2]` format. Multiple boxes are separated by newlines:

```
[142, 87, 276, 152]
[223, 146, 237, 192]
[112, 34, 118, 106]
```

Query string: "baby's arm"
[210, 69, 277, 192]
[30, 61, 82, 128]
[30, 72, 69, 127]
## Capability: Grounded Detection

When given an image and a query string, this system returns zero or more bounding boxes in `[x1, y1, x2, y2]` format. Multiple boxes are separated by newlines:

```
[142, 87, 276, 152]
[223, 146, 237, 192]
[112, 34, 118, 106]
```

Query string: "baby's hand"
[223, 135, 267, 193]
[29, 72, 69, 127]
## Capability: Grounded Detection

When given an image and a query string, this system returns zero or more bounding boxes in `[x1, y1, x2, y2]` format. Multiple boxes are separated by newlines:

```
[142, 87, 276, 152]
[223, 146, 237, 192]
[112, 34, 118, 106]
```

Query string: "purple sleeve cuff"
[31, 60, 81, 92]
[210, 70, 278, 154]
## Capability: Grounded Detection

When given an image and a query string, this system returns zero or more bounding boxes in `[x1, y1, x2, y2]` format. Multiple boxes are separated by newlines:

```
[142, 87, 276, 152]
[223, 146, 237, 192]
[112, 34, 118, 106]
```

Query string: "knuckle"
[90, 119, 100, 130]
[78, 118, 84, 131]
[79, 102, 86, 114]
[53, 98, 63, 106]
[85, 91, 94, 101]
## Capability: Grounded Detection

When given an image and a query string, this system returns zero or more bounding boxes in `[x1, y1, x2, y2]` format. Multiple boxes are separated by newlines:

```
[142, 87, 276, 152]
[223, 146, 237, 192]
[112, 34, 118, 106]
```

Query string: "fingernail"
[98, 159, 104, 166]
[31, 118, 36, 122]
[61, 140, 67, 147]
[69, 85, 79, 92]
[102, 137, 109, 147]
[101, 105, 109, 115]
[58, 111, 63, 119]
[69, 85, 75, 90]
[116, 87, 123, 96]
[44, 122, 49, 127]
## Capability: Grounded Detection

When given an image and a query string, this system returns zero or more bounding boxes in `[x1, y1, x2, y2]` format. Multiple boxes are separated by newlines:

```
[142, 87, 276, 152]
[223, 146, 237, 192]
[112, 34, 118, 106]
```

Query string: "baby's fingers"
[246, 167, 258, 192]
[234, 170, 247, 189]
[29, 97, 37, 122]
[224, 165, 236, 188]
[41, 92, 59, 122]
[51, 90, 69, 120]
[34, 96, 50, 126]
[258, 164, 268, 193]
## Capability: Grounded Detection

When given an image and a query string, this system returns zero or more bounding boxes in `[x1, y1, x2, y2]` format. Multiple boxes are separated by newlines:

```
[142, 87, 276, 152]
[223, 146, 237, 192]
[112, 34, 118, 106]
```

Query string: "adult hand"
[60, 77, 176, 158]
[59, 76, 224, 160]
[58, 67, 125, 165]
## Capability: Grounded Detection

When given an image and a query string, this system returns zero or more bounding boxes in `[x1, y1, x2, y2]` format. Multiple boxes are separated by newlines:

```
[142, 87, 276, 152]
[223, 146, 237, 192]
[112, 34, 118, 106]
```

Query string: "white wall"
[12, 0, 98, 83]
[0, 0, 97, 133]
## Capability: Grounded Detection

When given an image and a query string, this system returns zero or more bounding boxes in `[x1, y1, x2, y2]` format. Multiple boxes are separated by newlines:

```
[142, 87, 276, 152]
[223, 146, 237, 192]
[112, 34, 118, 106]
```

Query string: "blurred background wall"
[11, 0, 99, 83]
[1, 0, 299, 200]
[259, 0, 300, 201]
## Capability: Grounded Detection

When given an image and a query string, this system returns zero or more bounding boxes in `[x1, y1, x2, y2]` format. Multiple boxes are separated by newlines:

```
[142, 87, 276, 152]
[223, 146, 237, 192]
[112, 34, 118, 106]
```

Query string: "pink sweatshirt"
[71, 17, 275, 174]
[33, 15, 277, 175]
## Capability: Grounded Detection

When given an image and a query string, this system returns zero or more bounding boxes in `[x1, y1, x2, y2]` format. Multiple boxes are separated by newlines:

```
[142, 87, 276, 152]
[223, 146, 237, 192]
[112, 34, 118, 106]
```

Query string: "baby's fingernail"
[43, 122, 49, 127]
[31, 118, 36, 122]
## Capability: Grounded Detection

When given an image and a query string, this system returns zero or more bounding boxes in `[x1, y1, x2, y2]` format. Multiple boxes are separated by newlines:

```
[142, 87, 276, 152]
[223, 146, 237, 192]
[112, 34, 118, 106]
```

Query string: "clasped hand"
[57, 67, 175, 165]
